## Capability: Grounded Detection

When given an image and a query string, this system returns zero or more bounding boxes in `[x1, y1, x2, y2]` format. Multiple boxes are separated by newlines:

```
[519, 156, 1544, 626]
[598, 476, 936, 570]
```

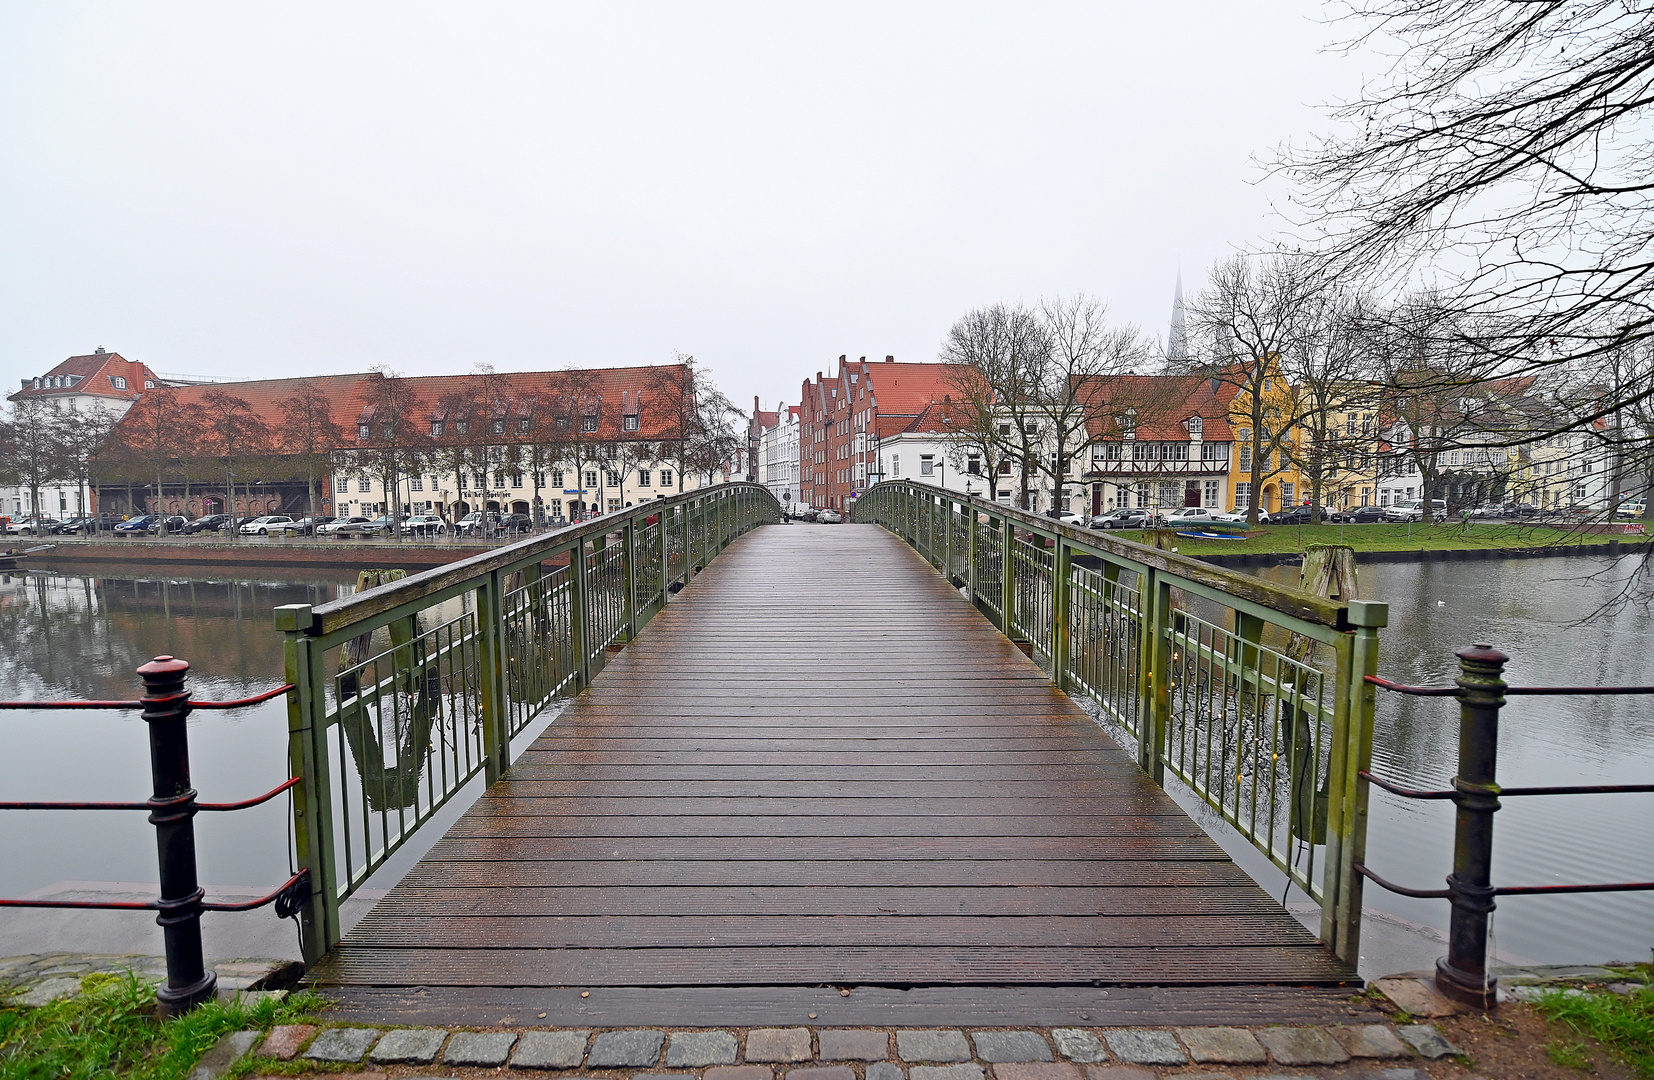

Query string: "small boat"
[1175, 530, 1249, 541]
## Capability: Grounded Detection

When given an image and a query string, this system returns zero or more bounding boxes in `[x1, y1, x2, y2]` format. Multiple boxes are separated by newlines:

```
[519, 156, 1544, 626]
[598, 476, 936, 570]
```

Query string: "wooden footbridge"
[276, 483, 1386, 1026]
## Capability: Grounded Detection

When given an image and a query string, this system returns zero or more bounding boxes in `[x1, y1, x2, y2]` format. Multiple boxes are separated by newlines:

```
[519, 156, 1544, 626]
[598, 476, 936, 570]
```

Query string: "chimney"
[94, 346, 106, 354]
[885, 355, 894, 363]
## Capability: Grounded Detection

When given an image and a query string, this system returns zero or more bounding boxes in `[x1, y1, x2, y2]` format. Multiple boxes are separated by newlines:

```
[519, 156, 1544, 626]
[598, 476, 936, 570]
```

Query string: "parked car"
[404, 514, 448, 536]
[317, 516, 372, 536]
[149, 515, 189, 535]
[238, 515, 294, 536]
[276, 515, 335, 535]
[818, 509, 844, 524]
[350, 515, 404, 536]
[1269, 505, 1343, 526]
[1089, 509, 1158, 529]
[797, 508, 820, 522]
[51, 516, 92, 534]
[1342, 505, 1388, 523]
[1163, 507, 1225, 527]
[1501, 502, 1539, 518]
[183, 514, 233, 534]
[1386, 498, 1446, 522]
[6, 516, 59, 535]
[499, 513, 534, 534]
[456, 511, 499, 536]
[1056, 511, 1088, 527]
[112, 515, 158, 536]
[1614, 500, 1646, 518]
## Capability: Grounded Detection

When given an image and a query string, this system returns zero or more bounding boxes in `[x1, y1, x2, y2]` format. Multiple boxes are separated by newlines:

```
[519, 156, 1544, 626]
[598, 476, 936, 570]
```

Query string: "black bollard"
[1434, 643, 1506, 1009]
[138, 655, 218, 1015]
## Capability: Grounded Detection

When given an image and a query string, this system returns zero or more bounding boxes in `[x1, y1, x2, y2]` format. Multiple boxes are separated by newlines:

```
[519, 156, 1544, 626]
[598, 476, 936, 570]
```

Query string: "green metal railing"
[852, 481, 1387, 966]
[275, 483, 780, 962]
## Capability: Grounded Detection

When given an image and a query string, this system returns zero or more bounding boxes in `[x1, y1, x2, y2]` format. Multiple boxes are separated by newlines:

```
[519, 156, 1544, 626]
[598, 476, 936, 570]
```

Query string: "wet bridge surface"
[312, 524, 1361, 1027]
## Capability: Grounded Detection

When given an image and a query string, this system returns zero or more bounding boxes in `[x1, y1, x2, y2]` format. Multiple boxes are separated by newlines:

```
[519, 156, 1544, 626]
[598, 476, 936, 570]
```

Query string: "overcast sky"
[1, 2, 1370, 414]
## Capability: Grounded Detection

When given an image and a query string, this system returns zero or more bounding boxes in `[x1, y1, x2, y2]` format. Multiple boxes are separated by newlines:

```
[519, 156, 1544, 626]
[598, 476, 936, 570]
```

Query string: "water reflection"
[1253, 554, 1654, 965]
[0, 564, 354, 896]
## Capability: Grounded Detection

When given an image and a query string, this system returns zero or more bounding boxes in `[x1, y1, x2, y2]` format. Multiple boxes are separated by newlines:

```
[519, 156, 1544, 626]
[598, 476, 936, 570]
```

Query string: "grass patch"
[1546, 1037, 1596, 1071]
[0, 972, 325, 1080]
[1160, 520, 1630, 557]
[1533, 983, 1654, 1078]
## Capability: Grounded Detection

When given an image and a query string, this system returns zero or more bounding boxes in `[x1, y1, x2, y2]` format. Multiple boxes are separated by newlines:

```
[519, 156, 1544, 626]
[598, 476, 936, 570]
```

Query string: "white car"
[317, 516, 372, 535]
[1210, 509, 1267, 524]
[1164, 507, 1222, 526]
[239, 515, 294, 536]
[1057, 511, 1087, 526]
[404, 515, 448, 536]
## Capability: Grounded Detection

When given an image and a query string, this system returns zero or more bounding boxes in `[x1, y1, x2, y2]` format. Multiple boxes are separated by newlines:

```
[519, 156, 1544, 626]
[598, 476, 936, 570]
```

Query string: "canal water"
[1, 554, 1649, 967]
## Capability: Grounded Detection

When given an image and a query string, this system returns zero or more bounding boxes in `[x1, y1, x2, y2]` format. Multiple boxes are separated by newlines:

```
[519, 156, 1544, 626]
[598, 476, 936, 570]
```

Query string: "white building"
[755, 402, 802, 511]
[3, 349, 158, 520]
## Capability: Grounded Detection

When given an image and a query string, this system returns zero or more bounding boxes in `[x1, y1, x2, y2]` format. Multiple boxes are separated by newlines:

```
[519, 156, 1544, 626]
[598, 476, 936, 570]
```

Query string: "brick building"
[798, 356, 958, 512]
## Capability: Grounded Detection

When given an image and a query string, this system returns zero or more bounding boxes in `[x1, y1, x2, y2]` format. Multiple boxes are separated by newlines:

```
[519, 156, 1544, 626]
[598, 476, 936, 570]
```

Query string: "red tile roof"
[1082, 374, 1237, 442]
[109, 364, 692, 450]
[9, 351, 161, 403]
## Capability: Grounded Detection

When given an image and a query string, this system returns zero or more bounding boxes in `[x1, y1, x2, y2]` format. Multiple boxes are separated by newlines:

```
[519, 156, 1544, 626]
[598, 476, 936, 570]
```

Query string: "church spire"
[1167, 270, 1189, 363]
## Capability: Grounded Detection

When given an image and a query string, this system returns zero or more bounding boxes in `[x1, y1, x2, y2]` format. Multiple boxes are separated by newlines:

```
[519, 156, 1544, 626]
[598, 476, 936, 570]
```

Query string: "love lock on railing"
[0, 659, 304, 1015]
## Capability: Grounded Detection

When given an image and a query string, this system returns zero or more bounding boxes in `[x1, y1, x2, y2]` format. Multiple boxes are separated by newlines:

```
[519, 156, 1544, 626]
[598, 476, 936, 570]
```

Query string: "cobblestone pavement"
[0, 953, 299, 1006]
[224, 1022, 1457, 1080]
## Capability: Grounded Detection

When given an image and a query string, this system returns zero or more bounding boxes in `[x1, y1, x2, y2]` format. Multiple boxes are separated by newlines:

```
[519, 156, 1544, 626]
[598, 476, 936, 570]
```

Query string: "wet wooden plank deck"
[311, 523, 1359, 1025]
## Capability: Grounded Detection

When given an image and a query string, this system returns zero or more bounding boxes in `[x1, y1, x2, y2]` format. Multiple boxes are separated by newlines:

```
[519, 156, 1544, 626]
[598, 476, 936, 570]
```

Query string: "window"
[411, 477, 424, 492]
[431, 421, 444, 436]
[608, 498, 622, 513]
[551, 470, 565, 487]
[358, 424, 370, 440]
[111, 376, 127, 390]
[357, 478, 371, 493]
[1163, 442, 1188, 461]
[1238, 445, 1252, 471]
[999, 423, 1012, 438]
[429, 477, 439, 490]
[966, 455, 981, 475]
[1282, 482, 1296, 504]
[518, 417, 531, 432]
[623, 415, 640, 432]
[920, 455, 934, 476]
[892, 455, 900, 477]
[535, 472, 546, 487]
[556, 416, 569, 430]
[1135, 482, 1151, 508]
[1235, 482, 1251, 508]
[638, 470, 651, 487]
[511, 474, 523, 488]
[1203, 480, 1220, 507]
[143, 380, 155, 389]
[582, 416, 598, 432]
[1187, 416, 1203, 437]
[585, 470, 599, 488]
[1133, 442, 1157, 461]
[1201, 442, 1227, 460]
[474, 473, 487, 489]
[659, 469, 673, 487]
[998, 461, 1012, 475]
[493, 419, 506, 435]
[456, 421, 469, 435]
[1096, 443, 1122, 461]
[1158, 481, 1177, 506]
[1024, 421, 1039, 436]
[606, 470, 621, 486]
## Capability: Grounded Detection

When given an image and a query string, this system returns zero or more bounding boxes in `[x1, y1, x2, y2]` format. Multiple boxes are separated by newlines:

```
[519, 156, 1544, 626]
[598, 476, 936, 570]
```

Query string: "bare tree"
[940, 303, 1050, 510]
[1, 400, 69, 525]
[118, 387, 189, 517]
[200, 389, 270, 537]
[277, 383, 342, 520]
[1186, 254, 1321, 525]
[342, 369, 428, 540]
[1280, 291, 1380, 521]
[1281, 0, 1654, 415]
[60, 404, 121, 522]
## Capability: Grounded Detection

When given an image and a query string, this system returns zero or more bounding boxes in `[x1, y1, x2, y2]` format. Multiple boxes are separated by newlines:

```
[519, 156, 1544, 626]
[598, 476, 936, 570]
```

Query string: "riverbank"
[19, 536, 504, 572]
[1158, 521, 1650, 566]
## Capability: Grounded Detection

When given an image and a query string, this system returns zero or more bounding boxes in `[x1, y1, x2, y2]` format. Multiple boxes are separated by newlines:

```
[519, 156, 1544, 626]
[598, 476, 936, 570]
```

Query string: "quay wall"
[1194, 540, 1647, 569]
[19, 538, 488, 572]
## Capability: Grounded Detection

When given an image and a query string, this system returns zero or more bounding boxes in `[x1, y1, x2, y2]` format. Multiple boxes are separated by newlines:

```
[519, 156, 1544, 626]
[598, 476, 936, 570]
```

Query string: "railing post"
[661, 504, 672, 600]
[571, 536, 591, 690]
[942, 497, 954, 581]
[966, 501, 979, 602]
[1139, 570, 1172, 785]
[477, 569, 511, 782]
[1324, 599, 1387, 965]
[1052, 537, 1073, 692]
[136, 655, 218, 1015]
[277, 604, 337, 965]
[622, 519, 638, 641]
[1436, 642, 1507, 1009]
[1000, 513, 1016, 636]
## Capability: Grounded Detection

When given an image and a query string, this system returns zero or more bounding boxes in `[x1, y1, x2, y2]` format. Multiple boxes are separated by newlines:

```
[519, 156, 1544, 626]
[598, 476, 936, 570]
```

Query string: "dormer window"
[111, 376, 127, 390]
[358, 424, 371, 439]
[1187, 416, 1203, 437]
[456, 420, 469, 435]
[582, 416, 599, 432]
[493, 419, 506, 435]
[431, 421, 444, 436]
[518, 417, 531, 432]
[622, 415, 640, 432]
[144, 380, 155, 389]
